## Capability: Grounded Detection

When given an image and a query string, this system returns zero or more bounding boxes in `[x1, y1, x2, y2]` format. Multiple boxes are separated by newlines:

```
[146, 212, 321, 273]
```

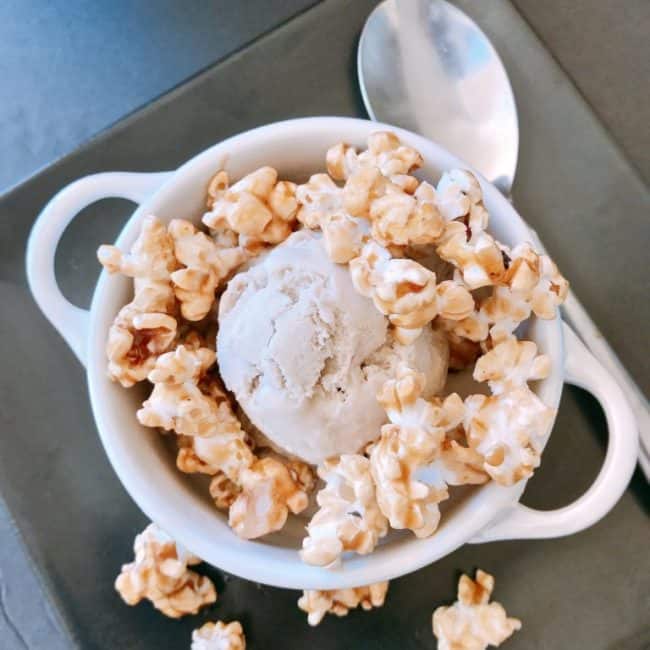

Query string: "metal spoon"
[358, 0, 649, 478]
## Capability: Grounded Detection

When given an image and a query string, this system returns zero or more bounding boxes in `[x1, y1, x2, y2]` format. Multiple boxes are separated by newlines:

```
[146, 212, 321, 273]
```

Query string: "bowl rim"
[87, 116, 564, 589]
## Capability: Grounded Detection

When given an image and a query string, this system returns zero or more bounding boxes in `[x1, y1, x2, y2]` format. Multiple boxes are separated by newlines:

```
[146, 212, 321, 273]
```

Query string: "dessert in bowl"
[26, 117, 638, 590]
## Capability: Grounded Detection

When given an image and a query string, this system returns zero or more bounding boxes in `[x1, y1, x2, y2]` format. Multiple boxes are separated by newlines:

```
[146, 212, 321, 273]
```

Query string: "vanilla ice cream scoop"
[217, 230, 449, 464]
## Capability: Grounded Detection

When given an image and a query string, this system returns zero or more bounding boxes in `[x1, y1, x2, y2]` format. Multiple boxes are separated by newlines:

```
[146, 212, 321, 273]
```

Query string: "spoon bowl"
[358, 0, 518, 193]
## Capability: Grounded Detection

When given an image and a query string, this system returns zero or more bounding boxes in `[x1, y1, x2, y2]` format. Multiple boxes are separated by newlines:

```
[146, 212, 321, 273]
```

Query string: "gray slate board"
[0, 0, 648, 648]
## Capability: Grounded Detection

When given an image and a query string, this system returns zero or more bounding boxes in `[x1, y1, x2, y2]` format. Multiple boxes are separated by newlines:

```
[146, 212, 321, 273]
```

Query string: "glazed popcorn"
[115, 523, 216, 618]
[369, 423, 448, 537]
[203, 168, 298, 250]
[481, 244, 569, 341]
[176, 429, 254, 481]
[137, 345, 231, 438]
[320, 212, 365, 263]
[435, 435, 489, 487]
[369, 180, 445, 247]
[371, 369, 466, 537]
[191, 621, 246, 650]
[208, 471, 241, 510]
[98, 216, 180, 386]
[298, 581, 389, 627]
[301, 455, 388, 567]
[296, 173, 343, 229]
[327, 131, 422, 190]
[229, 456, 310, 539]
[106, 293, 178, 387]
[464, 387, 554, 486]
[436, 221, 505, 290]
[432, 570, 521, 650]
[434, 169, 486, 223]
[350, 241, 474, 344]
[168, 219, 245, 321]
[98, 214, 178, 290]
[473, 338, 550, 394]
[376, 366, 465, 434]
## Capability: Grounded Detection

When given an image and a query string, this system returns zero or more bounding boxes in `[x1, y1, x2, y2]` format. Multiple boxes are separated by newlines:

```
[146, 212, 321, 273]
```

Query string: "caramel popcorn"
[208, 471, 241, 509]
[138, 345, 250, 446]
[98, 216, 179, 386]
[192, 621, 246, 650]
[229, 456, 310, 539]
[481, 243, 569, 341]
[350, 241, 474, 343]
[203, 168, 297, 248]
[369, 423, 448, 537]
[434, 169, 485, 223]
[97, 214, 177, 290]
[176, 429, 254, 482]
[464, 387, 554, 485]
[106, 296, 178, 387]
[436, 221, 505, 290]
[473, 338, 550, 394]
[298, 581, 389, 626]
[434, 434, 489, 487]
[295, 173, 343, 229]
[321, 213, 365, 263]
[168, 219, 245, 321]
[327, 131, 422, 189]
[115, 523, 216, 618]
[432, 570, 521, 650]
[301, 455, 388, 567]
[372, 368, 477, 536]
[369, 181, 445, 247]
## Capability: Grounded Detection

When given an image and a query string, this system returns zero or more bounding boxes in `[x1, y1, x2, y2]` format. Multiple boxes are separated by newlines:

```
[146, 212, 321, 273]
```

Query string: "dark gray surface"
[0, 0, 648, 648]
[0, 0, 318, 191]
[512, 0, 650, 185]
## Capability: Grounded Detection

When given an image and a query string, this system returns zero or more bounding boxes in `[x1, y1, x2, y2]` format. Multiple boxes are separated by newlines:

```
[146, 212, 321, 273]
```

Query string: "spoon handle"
[527, 227, 650, 480]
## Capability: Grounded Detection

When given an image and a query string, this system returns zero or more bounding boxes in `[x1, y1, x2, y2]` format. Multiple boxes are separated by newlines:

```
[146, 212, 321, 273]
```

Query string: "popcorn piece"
[436, 221, 505, 290]
[370, 423, 448, 537]
[301, 455, 388, 567]
[106, 288, 177, 387]
[350, 241, 474, 343]
[192, 621, 246, 650]
[203, 167, 297, 248]
[371, 369, 466, 536]
[209, 471, 241, 510]
[229, 456, 310, 539]
[176, 429, 254, 482]
[481, 244, 569, 341]
[431, 170, 506, 289]
[432, 570, 521, 650]
[98, 215, 177, 290]
[327, 132, 422, 187]
[295, 173, 343, 229]
[99, 216, 179, 386]
[298, 582, 389, 626]
[435, 169, 485, 223]
[342, 166, 391, 218]
[168, 219, 245, 321]
[115, 523, 216, 618]
[321, 213, 365, 263]
[464, 387, 554, 485]
[138, 346, 252, 453]
[473, 338, 550, 395]
[433, 431, 489, 487]
[369, 181, 445, 247]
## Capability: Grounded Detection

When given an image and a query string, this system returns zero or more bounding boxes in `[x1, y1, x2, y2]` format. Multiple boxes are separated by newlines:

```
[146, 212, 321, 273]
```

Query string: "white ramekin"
[26, 117, 638, 590]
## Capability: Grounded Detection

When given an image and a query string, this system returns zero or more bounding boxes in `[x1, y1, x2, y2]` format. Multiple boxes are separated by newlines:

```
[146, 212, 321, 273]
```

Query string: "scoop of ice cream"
[217, 230, 449, 464]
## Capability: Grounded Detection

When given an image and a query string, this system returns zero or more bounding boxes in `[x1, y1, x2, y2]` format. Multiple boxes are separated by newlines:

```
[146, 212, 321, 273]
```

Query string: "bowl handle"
[26, 171, 173, 366]
[470, 321, 638, 543]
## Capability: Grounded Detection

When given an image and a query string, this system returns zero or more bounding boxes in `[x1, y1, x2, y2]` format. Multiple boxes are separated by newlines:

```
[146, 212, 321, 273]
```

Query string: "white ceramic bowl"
[27, 117, 637, 589]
